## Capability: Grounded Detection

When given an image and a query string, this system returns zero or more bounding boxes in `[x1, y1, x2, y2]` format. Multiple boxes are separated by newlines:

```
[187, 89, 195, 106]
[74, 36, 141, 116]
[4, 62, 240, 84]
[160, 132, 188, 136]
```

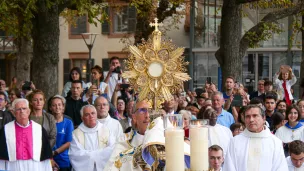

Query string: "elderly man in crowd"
[209, 145, 224, 171]
[286, 140, 304, 170]
[104, 100, 151, 170]
[69, 105, 115, 171]
[223, 104, 288, 171]
[211, 91, 235, 128]
[94, 96, 124, 141]
[0, 98, 52, 171]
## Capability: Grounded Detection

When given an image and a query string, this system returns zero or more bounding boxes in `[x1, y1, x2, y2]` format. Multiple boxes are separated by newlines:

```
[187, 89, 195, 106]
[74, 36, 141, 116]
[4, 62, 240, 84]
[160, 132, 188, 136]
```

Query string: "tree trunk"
[16, 37, 32, 83]
[215, 0, 243, 89]
[31, 3, 59, 100]
[300, 15, 304, 99]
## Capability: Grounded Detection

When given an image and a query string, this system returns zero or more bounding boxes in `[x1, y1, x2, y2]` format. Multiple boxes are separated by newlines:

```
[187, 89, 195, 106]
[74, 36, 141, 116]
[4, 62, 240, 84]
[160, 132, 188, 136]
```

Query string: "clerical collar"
[98, 113, 110, 124]
[78, 121, 100, 133]
[15, 120, 31, 128]
[243, 126, 271, 138]
[285, 122, 302, 130]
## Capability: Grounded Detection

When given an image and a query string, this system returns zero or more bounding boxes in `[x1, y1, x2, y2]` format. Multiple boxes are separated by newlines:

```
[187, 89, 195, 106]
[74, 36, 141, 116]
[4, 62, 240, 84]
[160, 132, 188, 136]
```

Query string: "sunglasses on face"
[135, 108, 150, 114]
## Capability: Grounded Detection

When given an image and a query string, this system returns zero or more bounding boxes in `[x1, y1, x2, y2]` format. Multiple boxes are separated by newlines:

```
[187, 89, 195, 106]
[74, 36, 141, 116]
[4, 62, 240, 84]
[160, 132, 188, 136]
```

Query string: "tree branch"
[240, 2, 304, 51]
[236, 0, 260, 4]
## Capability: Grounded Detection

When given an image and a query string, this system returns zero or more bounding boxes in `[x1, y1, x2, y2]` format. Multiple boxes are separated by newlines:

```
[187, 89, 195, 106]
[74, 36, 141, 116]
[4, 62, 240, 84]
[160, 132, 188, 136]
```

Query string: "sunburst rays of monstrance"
[122, 18, 191, 110]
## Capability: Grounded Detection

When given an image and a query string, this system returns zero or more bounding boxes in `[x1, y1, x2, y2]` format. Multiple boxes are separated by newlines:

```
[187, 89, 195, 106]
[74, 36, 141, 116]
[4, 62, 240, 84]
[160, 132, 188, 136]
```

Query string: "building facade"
[191, 0, 302, 98]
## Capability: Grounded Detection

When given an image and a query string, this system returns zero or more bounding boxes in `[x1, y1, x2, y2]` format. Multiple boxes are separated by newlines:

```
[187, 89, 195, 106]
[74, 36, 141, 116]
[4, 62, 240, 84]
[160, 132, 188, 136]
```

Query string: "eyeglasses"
[95, 103, 108, 107]
[0, 98, 4, 102]
[135, 108, 150, 114]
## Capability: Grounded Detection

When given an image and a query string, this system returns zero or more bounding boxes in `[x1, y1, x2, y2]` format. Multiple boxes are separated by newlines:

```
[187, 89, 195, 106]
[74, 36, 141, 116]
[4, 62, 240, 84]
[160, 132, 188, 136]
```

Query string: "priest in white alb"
[104, 100, 151, 171]
[198, 108, 232, 155]
[223, 104, 288, 171]
[69, 105, 115, 171]
[286, 140, 304, 171]
[94, 96, 124, 142]
[0, 98, 52, 171]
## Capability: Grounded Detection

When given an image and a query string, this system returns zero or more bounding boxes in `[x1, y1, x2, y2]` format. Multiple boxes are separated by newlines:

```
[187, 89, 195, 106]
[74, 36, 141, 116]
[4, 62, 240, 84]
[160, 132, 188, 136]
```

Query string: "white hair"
[51, 95, 66, 105]
[211, 91, 224, 100]
[80, 104, 97, 117]
[179, 110, 192, 120]
[12, 98, 29, 111]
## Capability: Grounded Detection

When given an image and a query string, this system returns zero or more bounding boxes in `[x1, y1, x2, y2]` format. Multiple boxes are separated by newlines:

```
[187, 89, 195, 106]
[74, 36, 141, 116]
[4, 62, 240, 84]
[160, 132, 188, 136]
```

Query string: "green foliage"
[245, 22, 283, 48]
[0, 0, 38, 37]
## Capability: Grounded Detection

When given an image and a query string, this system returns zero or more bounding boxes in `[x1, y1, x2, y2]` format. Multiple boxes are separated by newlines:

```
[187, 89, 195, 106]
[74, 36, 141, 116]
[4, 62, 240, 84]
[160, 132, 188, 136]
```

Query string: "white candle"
[165, 128, 184, 171]
[190, 127, 208, 171]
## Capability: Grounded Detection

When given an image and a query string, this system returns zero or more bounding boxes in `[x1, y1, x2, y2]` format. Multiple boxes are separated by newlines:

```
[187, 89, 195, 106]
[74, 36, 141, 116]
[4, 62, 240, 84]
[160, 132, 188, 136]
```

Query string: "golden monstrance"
[122, 18, 191, 110]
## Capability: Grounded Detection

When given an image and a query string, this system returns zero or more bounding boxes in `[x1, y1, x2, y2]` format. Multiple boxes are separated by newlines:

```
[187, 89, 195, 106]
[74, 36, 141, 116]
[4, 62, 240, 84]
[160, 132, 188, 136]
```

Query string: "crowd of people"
[0, 59, 303, 171]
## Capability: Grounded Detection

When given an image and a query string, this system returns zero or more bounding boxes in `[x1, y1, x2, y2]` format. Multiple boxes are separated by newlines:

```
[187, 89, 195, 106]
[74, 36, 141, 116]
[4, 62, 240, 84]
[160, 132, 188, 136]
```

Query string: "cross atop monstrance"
[149, 18, 163, 31]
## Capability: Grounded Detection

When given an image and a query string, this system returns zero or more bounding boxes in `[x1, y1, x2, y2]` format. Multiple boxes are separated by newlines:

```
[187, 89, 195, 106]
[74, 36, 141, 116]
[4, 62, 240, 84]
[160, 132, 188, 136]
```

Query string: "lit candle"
[190, 122, 209, 170]
[164, 114, 185, 171]
[165, 128, 184, 171]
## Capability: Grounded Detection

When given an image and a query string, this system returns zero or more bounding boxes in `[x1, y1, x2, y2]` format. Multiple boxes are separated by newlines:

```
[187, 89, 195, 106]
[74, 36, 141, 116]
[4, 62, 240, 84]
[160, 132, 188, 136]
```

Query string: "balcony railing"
[0, 36, 16, 53]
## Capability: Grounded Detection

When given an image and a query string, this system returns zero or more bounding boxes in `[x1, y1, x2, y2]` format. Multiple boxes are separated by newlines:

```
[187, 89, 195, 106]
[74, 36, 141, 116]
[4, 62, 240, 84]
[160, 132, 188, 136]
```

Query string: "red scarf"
[282, 80, 291, 106]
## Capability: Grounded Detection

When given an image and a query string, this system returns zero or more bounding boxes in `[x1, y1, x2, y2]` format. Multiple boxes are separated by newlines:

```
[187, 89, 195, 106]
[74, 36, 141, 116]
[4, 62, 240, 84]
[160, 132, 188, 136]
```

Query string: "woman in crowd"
[85, 65, 108, 104]
[297, 99, 304, 123]
[275, 105, 304, 155]
[113, 96, 127, 120]
[180, 110, 191, 139]
[276, 100, 287, 111]
[9, 76, 18, 90]
[62, 67, 88, 98]
[7, 88, 21, 111]
[27, 89, 57, 148]
[271, 112, 286, 134]
[50, 95, 74, 171]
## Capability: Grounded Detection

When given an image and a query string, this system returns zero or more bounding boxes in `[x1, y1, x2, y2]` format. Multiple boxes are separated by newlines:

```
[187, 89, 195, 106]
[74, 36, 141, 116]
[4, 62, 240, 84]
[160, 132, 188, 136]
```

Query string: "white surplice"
[104, 130, 145, 171]
[0, 121, 52, 171]
[208, 124, 233, 155]
[275, 125, 304, 143]
[223, 127, 288, 171]
[286, 156, 304, 171]
[69, 122, 115, 171]
[98, 114, 124, 142]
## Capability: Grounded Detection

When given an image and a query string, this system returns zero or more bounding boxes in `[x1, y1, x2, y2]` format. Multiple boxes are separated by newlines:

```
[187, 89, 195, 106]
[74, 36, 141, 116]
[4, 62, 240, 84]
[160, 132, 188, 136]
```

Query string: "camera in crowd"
[22, 81, 31, 91]
[112, 66, 121, 74]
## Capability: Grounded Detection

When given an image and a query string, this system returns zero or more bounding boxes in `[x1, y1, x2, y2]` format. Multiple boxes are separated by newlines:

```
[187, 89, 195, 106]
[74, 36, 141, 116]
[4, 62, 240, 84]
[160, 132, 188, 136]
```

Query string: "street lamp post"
[81, 33, 99, 81]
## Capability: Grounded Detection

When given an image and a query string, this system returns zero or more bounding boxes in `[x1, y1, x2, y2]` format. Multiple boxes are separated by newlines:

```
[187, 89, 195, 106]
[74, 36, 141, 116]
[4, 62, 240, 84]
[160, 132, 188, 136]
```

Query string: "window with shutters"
[102, 5, 137, 37]
[69, 15, 90, 39]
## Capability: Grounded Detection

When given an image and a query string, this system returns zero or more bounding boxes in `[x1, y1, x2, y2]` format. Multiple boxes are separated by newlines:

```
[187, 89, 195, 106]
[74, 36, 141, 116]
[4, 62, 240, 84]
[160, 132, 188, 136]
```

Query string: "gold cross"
[149, 18, 163, 31]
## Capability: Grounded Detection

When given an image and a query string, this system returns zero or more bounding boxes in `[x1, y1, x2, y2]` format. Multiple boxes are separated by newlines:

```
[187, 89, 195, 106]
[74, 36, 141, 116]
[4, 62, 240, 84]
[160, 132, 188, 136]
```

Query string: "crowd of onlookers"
[0, 61, 304, 170]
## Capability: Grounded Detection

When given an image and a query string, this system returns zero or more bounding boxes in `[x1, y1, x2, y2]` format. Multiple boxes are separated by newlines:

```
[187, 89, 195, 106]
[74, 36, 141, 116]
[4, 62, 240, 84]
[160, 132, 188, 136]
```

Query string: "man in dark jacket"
[65, 80, 88, 127]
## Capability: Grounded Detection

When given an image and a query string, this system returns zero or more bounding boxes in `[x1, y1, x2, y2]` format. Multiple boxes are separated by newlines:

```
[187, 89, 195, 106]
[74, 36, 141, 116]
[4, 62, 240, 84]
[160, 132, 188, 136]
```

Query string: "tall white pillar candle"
[165, 128, 184, 171]
[190, 126, 209, 170]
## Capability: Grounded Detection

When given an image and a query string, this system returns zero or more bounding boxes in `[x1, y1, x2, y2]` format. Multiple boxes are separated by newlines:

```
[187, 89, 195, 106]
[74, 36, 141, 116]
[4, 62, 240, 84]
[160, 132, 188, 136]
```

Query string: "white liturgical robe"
[223, 126, 288, 171]
[208, 124, 232, 155]
[69, 122, 115, 171]
[286, 156, 304, 171]
[98, 114, 124, 141]
[275, 124, 304, 143]
[104, 130, 145, 171]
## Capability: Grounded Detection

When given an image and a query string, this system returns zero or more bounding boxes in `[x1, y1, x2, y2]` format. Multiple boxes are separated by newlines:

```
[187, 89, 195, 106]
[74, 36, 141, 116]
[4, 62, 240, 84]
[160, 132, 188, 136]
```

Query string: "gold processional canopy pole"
[122, 18, 191, 110]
